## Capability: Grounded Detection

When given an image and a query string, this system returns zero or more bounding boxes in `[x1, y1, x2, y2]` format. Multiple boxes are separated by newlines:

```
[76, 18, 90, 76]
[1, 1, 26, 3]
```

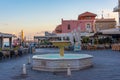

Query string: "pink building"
[54, 12, 97, 33]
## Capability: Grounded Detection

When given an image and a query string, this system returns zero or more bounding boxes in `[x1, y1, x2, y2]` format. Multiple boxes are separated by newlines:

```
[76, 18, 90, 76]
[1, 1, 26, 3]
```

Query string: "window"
[87, 24, 90, 28]
[86, 17, 91, 19]
[86, 23, 91, 32]
[68, 24, 71, 30]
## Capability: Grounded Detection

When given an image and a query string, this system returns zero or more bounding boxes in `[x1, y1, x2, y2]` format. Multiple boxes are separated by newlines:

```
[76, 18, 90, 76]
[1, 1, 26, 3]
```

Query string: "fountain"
[51, 41, 70, 57]
[32, 40, 93, 72]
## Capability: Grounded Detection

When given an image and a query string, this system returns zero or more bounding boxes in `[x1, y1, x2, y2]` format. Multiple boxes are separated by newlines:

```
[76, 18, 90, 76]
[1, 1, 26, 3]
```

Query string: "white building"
[113, 0, 120, 26]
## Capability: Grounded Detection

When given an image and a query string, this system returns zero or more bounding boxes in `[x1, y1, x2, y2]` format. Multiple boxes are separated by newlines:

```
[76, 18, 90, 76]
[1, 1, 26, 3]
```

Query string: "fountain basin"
[32, 54, 93, 72]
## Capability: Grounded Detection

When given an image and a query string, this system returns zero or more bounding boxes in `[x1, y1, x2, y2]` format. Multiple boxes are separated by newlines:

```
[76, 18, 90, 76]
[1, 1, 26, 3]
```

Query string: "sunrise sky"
[0, 0, 118, 39]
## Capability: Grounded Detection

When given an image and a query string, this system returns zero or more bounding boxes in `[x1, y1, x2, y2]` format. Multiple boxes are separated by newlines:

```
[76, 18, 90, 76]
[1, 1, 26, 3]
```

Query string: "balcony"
[113, 6, 120, 12]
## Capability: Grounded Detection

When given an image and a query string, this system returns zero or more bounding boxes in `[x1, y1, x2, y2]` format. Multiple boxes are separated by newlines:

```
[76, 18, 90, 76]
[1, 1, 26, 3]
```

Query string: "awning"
[0, 32, 16, 38]
[99, 28, 120, 35]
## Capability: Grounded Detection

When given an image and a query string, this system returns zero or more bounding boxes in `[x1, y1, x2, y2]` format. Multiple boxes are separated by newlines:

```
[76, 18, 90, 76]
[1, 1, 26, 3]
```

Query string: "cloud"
[0, 23, 9, 26]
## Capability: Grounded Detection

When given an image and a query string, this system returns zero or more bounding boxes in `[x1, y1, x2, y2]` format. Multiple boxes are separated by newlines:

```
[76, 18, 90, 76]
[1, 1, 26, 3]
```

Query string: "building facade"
[54, 12, 97, 33]
[95, 18, 116, 32]
[54, 11, 117, 34]
[113, 0, 120, 26]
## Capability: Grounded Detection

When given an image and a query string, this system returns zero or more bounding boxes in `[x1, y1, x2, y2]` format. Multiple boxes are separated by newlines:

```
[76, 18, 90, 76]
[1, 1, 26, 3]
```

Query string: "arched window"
[86, 23, 91, 32]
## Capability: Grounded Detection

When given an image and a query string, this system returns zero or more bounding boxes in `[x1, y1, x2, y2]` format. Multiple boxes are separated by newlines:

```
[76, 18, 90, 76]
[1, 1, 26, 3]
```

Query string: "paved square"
[0, 48, 120, 80]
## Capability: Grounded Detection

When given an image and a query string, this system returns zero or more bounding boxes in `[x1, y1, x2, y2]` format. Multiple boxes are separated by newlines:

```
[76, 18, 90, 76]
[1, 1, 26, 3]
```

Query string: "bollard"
[28, 56, 31, 64]
[22, 64, 27, 75]
[67, 64, 71, 76]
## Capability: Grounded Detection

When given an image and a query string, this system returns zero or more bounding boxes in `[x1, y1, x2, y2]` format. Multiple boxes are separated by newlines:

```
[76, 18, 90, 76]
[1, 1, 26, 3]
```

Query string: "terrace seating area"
[36, 45, 58, 48]
[86, 45, 97, 50]
[81, 43, 120, 51]
[0, 48, 29, 60]
[111, 44, 120, 51]
[81, 44, 110, 50]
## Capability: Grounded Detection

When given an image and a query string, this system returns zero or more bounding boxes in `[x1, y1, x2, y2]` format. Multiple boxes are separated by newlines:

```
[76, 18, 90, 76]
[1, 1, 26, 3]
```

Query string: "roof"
[95, 18, 116, 22]
[56, 32, 95, 37]
[78, 12, 97, 17]
[78, 12, 97, 20]
[0, 32, 15, 38]
[55, 25, 62, 30]
[55, 25, 62, 33]
[99, 28, 120, 34]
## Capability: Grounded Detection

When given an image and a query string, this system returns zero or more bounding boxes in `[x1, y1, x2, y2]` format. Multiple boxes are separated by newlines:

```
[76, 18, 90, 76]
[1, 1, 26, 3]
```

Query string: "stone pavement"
[0, 48, 120, 80]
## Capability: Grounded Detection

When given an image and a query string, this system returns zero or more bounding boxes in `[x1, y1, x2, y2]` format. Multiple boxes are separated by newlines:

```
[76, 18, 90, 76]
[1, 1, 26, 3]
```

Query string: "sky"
[0, 0, 118, 39]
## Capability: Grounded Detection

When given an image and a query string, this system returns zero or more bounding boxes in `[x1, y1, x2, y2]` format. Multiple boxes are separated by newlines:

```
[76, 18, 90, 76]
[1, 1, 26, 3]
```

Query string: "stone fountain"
[32, 40, 93, 72]
[51, 41, 70, 57]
